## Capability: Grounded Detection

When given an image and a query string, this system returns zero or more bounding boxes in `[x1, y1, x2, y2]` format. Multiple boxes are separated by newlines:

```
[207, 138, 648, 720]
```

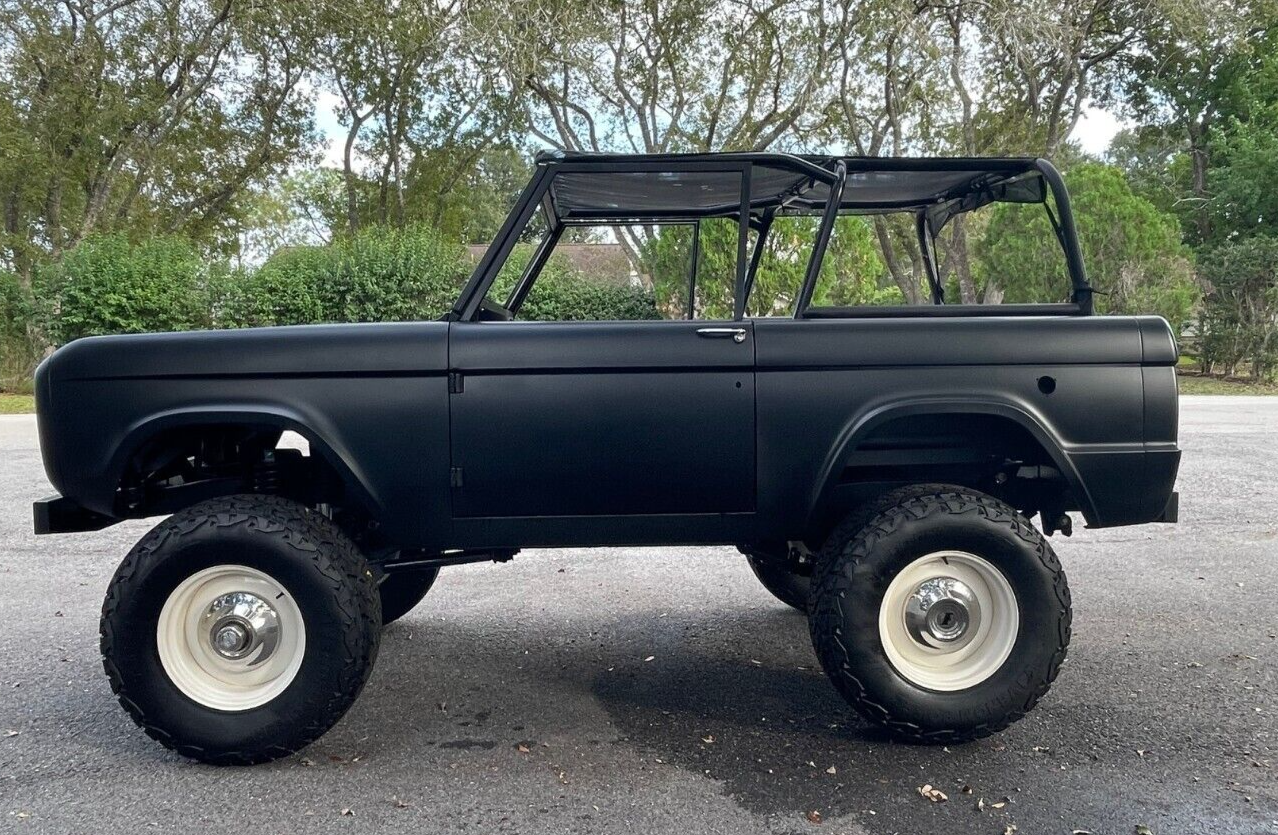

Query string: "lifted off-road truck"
[34, 152, 1180, 763]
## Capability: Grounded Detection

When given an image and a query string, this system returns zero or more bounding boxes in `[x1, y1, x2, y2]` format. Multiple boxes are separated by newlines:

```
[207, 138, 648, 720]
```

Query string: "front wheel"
[100, 495, 382, 764]
[809, 486, 1071, 743]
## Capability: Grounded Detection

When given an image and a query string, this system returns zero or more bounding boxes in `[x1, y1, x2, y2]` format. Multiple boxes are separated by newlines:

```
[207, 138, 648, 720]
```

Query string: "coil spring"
[252, 451, 280, 493]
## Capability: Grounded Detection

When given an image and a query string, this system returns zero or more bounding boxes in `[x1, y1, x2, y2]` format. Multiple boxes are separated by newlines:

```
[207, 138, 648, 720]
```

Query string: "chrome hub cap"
[904, 577, 979, 647]
[202, 592, 282, 663]
[157, 566, 306, 711]
[878, 552, 1018, 692]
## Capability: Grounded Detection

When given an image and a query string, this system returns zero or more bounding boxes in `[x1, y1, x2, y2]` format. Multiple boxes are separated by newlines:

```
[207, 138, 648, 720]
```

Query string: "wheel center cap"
[904, 577, 979, 648]
[202, 592, 282, 664]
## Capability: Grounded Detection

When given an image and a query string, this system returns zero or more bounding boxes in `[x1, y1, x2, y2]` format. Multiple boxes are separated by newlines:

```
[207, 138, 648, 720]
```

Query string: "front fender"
[104, 405, 384, 520]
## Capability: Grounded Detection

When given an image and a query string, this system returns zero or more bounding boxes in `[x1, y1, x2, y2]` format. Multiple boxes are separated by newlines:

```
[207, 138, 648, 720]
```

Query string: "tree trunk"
[1187, 117, 1212, 243]
[948, 217, 978, 304]
[343, 117, 364, 236]
[873, 217, 921, 305]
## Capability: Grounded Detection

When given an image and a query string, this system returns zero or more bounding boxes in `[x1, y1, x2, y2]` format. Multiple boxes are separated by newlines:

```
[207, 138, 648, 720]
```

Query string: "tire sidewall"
[104, 510, 378, 758]
[817, 497, 1069, 736]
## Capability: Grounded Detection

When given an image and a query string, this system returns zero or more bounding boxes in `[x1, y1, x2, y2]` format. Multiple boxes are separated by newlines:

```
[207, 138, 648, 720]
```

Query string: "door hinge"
[448, 372, 464, 393]
[449, 466, 464, 488]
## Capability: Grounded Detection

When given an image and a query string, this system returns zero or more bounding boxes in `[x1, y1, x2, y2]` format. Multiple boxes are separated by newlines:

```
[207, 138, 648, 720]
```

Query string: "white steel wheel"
[156, 564, 306, 711]
[878, 551, 1018, 692]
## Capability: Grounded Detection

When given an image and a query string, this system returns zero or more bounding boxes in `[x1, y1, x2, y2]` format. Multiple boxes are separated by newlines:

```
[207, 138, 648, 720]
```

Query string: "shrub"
[217, 226, 470, 327]
[1196, 236, 1278, 380]
[497, 245, 659, 321]
[35, 234, 212, 344]
[0, 272, 39, 389]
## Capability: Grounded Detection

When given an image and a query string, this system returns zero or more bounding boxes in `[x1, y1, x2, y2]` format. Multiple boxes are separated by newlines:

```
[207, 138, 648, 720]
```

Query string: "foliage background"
[1, 0, 1275, 383]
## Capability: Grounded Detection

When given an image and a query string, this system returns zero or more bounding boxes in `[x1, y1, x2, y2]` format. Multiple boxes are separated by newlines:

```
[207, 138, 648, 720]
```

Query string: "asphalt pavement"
[1, 397, 1275, 834]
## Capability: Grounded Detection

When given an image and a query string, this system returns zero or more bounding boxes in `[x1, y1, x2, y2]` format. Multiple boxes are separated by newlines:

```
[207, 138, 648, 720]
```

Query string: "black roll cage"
[450, 152, 1093, 322]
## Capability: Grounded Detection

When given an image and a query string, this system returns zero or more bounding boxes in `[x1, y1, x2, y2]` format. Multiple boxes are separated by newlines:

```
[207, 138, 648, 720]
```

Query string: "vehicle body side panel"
[35, 323, 451, 547]
[752, 316, 1175, 536]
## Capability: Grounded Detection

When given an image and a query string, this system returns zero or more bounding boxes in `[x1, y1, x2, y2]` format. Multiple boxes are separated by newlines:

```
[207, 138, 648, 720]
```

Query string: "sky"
[312, 98, 1126, 171]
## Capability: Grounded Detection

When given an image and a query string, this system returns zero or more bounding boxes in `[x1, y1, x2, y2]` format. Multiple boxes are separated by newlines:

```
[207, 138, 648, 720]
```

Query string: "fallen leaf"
[1134, 826, 1154, 835]
[918, 784, 948, 803]
[961, 785, 973, 795]
[1186, 661, 1203, 668]
[1032, 745, 1050, 753]
[1003, 826, 1017, 835]
[805, 810, 823, 824]
[516, 744, 530, 754]
[391, 797, 410, 809]
[4, 730, 18, 738]
[701, 735, 715, 744]
[1073, 830, 1095, 834]
[15, 811, 31, 819]
[339, 808, 354, 817]
[298, 756, 314, 767]
[826, 766, 837, 775]
[643, 656, 655, 662]
[992, 798, 1008, 809]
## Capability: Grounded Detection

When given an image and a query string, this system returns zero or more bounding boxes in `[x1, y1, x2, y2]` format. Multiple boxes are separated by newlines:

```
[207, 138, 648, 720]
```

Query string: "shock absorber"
[252, 449, 281, 494]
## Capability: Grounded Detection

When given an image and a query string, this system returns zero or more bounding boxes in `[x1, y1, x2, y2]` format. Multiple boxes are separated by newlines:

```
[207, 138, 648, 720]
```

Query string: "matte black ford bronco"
[34, 152, 1180, 763]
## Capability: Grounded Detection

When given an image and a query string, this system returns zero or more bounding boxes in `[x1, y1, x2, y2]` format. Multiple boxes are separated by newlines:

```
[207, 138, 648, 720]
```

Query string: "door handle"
[696, 327, 747, 343]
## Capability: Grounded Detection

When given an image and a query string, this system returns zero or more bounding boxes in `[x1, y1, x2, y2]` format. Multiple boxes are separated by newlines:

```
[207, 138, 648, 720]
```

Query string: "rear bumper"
[33, 495, 118, 535]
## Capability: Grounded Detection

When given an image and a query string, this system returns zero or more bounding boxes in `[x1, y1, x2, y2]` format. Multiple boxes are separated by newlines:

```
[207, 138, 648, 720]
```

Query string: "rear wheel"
[809, 486, 1070, 743]
[101, 495, 381, 764]
[378, 567, 440, 625]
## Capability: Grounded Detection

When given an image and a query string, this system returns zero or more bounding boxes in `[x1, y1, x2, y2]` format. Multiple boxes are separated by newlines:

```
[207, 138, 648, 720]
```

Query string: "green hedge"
[35, 234, 214, 344]
[0, 271, 38, 389]
[24, 228, 660, 360]
[217, 227, 468, 327]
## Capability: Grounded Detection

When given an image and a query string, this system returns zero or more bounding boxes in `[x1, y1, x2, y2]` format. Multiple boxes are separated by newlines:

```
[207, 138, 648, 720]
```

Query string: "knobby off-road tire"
[100, 495, 382, 764]
[744, 552, 810, 613]
[809, 486, 1071, 743]
[378, 567, 439, 625]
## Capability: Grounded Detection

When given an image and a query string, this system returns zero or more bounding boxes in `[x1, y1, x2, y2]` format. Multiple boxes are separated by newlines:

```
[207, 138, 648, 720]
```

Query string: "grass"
[1175, 354, 1278, 395]
[0, 393, 34, 414]
[1176, 372, 1278, 396]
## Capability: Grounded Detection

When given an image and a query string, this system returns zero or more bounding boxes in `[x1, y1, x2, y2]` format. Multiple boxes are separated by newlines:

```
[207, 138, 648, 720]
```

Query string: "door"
[448, 320, 755, 519]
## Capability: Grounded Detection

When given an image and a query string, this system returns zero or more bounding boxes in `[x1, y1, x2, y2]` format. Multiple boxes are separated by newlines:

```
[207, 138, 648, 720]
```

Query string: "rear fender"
[806, 398, 1097, 532]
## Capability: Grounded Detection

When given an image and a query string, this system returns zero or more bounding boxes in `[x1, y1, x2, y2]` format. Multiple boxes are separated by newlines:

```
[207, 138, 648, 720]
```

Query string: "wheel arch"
[805, 398, 1097, 534]
[106, 405, 383, 520]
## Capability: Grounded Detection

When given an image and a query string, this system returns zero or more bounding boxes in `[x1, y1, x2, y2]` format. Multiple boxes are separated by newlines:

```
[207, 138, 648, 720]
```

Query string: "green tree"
[977, 164, 1199, 330]
[642, 215, 889, 319]
[0, 0, 318, 274]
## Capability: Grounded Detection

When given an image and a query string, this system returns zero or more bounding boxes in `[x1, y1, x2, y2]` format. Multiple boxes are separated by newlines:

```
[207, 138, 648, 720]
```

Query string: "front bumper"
[33, 495, 118, 535]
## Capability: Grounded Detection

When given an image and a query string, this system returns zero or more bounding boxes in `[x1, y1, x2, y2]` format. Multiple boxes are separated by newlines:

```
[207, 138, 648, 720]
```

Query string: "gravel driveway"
[1, 397, 1275, 834]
